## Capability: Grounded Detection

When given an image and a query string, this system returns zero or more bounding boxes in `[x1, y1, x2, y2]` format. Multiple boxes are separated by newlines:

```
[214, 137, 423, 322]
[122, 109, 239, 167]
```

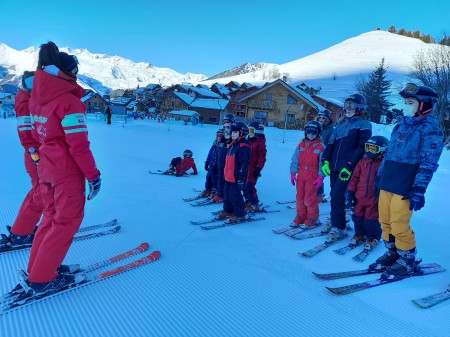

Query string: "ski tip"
[312, 272, 324, 279]
[150, 251, 161, 261]
[325, 287, 341, 295]
[411, 300, 429, 309]
[140, 243, 150, 250]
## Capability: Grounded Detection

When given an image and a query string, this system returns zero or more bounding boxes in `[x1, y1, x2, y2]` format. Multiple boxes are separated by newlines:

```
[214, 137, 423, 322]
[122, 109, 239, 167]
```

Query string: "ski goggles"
[400, 83, 419, 97]
[248, 127, 255, 134]
[305, 128, 318, 136]
[365, 143, 386, 154]
[316, 116, 327, 120]
[223, 122, 231, 129]
[344, 100, 357, 110]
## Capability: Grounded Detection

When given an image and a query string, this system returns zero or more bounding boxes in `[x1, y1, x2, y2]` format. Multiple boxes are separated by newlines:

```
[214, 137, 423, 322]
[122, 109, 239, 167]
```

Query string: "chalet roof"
[110, 96, 133, 106]
[242, 82, 254, 88]
[174, 92, 229, 110]
[168, 109, 200, 117]
[146, 84, 161, 90]
[126, 101, 138, 109]
[237, 79, 323, 111]
[81, 91, 97, 102]
[313, 94, 344, 107]
[179, 84, 220, 98]
[196, 84, 209, 90]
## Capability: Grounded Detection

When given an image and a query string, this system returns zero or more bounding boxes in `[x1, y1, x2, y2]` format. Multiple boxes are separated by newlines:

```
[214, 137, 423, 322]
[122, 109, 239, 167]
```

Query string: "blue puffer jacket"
[378, 114, 443, 196]
[322, 115, 372, 171]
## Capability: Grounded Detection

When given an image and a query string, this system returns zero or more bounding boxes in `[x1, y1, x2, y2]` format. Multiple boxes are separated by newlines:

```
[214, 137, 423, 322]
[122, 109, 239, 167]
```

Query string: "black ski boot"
[381, 248, 417, 280]
[368, 241, 398, 271]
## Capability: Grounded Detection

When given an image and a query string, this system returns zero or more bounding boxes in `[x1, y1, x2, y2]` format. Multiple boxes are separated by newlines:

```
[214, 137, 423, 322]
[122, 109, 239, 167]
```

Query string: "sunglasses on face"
[317, 116, 327, 120]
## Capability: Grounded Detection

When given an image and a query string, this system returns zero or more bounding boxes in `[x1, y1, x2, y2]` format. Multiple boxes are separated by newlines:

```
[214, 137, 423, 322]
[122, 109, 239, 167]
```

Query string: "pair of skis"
[148, 170, 189, 177]
[0, 220, 120, 254]
[313, 260, 446, 296]
[200, 216, 266, 230]
[333, 239, 377, 262]
[1, 243, 160, 315]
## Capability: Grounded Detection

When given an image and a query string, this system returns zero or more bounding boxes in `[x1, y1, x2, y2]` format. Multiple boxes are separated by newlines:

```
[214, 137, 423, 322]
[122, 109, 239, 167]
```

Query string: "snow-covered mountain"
[207, 62, 275, 80]
[0, 43, 207, 95]
[1, 30, 445, 101]
[201, 30, 442, 102]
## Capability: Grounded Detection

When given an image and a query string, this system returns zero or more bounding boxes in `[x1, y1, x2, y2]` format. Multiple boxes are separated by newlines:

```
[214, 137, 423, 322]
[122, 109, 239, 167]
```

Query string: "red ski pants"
[27, 174, 85, 283]
[295, 174, 319, 222]
[11, 155, 44, 235]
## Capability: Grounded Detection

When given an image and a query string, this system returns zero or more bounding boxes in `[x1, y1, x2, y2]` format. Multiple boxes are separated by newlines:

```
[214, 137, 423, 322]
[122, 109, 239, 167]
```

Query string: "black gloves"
[254, 167, 262, 178]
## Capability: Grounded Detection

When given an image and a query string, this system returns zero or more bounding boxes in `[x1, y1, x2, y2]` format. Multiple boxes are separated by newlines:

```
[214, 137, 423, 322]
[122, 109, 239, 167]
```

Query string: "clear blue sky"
[1, 0, 449, 77]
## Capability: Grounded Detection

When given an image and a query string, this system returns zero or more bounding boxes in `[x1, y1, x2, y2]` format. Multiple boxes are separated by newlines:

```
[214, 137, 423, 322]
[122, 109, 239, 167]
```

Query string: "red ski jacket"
[15, 90, 40, 152]
[290, 138, 325, 180]
[176, 157, 198, 175]
[247, 136, 267, 183]
[29, 67, 100, 183]
[347, 156, 382, 209]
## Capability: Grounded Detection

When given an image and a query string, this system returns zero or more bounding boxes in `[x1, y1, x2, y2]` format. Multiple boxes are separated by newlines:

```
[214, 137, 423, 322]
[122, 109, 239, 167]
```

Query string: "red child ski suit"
[12, 89, 44, 236]
[290, 138, 325, 226]
[28, 67, 100, 283]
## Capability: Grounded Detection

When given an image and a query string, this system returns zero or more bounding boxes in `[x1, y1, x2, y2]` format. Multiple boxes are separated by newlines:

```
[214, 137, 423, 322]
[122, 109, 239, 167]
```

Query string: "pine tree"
[356, 58, 394, 124]
[388, 25, 396, 33]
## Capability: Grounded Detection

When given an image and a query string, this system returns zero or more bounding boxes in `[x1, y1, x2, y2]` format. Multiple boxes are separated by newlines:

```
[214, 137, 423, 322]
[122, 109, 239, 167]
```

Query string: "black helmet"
[365, 135, 388, 159]
[318, 109, 332, 120]
[399, 83, 439, 114]
[249, 121, 265, 134]
[304, 120, 322, 138]
[183, 149, 193, 158]
[223, 113, 236, 124]
[344, 93, 367, 112]
[230, 122, 249, 136]
[21, 71, 35, 92]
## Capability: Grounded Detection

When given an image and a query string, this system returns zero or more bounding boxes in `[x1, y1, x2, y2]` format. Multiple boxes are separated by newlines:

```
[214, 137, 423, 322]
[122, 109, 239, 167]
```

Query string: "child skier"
[321, 94, 372, 239]
[316, 109, 334, 202]
[213, 113, 235, 203]
[244, 121, 267, 212]
[370, 83, 443, 279]
[0, 71, 43, 251]
[290, 121, 325, 227]
[344, 135, 388, 250]
[200, 129, 223, 197]
[164, 149, 198, 177]
[218, 122, 250, 222]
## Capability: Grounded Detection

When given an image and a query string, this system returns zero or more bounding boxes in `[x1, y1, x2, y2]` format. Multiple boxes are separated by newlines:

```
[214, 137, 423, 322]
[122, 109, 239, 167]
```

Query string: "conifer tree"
[355, 58, 393, 123]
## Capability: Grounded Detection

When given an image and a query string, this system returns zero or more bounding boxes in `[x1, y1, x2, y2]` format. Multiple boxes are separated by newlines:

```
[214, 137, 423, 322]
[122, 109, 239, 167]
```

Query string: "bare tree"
[410, 44, 450, 136]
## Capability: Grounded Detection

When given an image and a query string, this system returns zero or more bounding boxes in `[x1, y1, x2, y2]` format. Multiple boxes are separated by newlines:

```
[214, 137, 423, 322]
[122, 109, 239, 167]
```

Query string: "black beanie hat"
[57, 52, 79, 75]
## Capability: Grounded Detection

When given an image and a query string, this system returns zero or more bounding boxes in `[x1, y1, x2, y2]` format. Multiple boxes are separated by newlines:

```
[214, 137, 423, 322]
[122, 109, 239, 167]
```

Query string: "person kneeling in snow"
[164, 149, 198, 177]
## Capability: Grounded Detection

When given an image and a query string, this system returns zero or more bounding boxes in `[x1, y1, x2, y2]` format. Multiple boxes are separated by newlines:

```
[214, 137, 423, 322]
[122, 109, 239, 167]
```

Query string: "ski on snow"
[1, 243, 150, 305]
[325, 264, 446, 295]
[0, 223, 121, 255]
[200, 216, 265, 230]
[313, 262, 441, 280]
[412, 284, 450, 309]
[0, 244, 160, 315]
[300, 234, 349, 258]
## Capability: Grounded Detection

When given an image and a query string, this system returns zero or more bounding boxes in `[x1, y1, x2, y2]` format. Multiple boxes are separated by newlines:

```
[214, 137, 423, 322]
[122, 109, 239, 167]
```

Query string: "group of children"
[164, 113, 267, 223]
[290, 85, 443, 280]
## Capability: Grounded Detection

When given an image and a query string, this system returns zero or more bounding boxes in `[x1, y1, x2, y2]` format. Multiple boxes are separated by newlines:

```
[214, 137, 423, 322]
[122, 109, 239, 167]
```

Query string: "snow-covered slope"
[0, 43, 207, 95]
[0, 116, 449, 336]
[202, 30, 441, 101]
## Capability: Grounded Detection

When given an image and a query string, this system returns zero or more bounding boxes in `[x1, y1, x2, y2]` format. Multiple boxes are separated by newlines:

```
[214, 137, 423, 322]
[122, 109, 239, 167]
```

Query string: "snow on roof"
[179, 84, 220, 98]
[174, 92, 229, 110]
[314, 94, 344, 107]
[168, 109, 200, 117]
[237, 79, 322, 111]
[81, 91, 97, 102]
[110, 96, 133, 105]
[126, 101, 138, 109]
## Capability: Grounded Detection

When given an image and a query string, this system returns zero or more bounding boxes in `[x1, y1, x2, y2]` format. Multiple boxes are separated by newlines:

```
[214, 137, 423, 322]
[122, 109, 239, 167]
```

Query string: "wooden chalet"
[237, 79, 323, 129]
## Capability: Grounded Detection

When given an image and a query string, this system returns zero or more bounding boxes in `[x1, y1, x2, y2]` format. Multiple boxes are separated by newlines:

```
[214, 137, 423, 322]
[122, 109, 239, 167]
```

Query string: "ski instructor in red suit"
[26, 41, 101, 294]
